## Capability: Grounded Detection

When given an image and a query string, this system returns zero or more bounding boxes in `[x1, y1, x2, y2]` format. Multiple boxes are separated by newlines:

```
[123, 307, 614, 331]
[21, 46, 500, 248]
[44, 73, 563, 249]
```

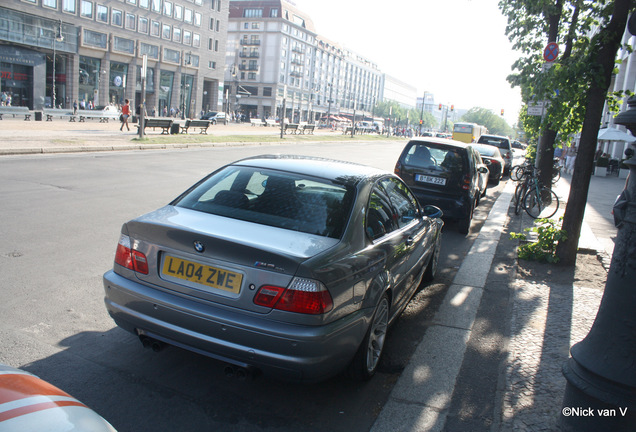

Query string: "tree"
[501, 0, 634, 265]
[461, 107, 515, 136]
[556, 0, 633, 265]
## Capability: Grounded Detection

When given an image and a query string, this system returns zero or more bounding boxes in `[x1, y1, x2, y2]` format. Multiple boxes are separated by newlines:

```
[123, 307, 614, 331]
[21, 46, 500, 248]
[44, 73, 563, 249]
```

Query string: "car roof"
[233, 155, 388, 186]
[407, 137, 470, 149]
[480, 134, 509, 140]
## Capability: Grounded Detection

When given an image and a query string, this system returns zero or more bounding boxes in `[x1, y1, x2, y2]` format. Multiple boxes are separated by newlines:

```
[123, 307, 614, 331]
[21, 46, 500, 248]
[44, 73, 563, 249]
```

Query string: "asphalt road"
[0, 141, 505, 432]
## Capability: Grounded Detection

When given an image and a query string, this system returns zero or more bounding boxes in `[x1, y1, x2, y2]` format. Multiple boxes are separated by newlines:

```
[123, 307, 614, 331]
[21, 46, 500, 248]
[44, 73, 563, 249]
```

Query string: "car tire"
[423, 234, 441, 282]
[347, 293, 389, 381]
[211, 119, 217, 125]
[491, 177, 500, 186]
[458, 200, 474, 234]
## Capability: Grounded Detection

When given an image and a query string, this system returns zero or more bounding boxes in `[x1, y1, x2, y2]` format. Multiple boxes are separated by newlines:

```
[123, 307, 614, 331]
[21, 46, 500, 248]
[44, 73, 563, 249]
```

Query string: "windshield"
[472, 144, 499, 157]
[453, 124, 473, 133]
[478, 136, 509, 148]
[174, 166, 355, 239]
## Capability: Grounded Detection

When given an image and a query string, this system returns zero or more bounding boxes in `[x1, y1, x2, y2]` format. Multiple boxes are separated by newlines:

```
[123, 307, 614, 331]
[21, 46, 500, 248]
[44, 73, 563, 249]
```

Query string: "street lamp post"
[52, 20, 64, 109]
[560, 95, 636, 431]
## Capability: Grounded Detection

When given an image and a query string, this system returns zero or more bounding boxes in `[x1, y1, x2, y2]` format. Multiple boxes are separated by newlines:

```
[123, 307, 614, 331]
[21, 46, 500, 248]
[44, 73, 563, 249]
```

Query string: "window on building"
[174, 4, 183, 20]
[62, 0, 76, 13]
[270, 8, 278, 17]
[140, 43, 159, 59]
[114, 36, 135, 54]
[173, 27, 181, 42]
[208, 38, 213, 50]
[138, 17, 148, 33]
[215, 20, 219, 31]
[151, 0, 160, 13]
[139, 0, 149, 8]
[80, 0, 93, 18]
[194, 12, 201, 26]
[162, 24, 171, 39]
[125, 13, 135, 30]
[83, 29, 107, 48]
[243, 8, 262, 18]
[208, 61, 216, 70]
[127, 0, 136, 4]
[183, 30, 192, 45]
[163, 48, 180, 64]
[217, 0, 221, 12]
[251, 22, 260, 29]
[111, 9, 123, 26]
[184, 8, 193, 23]
[151, 20, 160, 37]
[96, 4, 108, 22]
[43, 0, 58, 10]
[193, 33, 200, 47]
[214, 39, 218, 51]
[263, 87, 272, 97]
[163, 1, 172, 17]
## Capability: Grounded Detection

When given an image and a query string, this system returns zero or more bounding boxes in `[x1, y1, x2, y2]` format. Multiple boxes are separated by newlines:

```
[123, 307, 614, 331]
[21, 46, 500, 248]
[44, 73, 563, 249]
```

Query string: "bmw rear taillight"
[114, 234, 149, 274]
[254, 278, 333, 315]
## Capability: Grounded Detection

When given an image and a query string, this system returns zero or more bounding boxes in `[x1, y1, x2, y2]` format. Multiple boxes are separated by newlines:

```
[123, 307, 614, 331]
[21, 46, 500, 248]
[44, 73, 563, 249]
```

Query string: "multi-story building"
[0, 0, 228, 116]
[225, 0, 382, 123]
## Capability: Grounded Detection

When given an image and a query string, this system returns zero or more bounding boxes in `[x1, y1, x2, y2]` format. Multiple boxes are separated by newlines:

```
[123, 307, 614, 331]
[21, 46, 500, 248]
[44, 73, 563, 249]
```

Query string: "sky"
[291, 0, 523, 126]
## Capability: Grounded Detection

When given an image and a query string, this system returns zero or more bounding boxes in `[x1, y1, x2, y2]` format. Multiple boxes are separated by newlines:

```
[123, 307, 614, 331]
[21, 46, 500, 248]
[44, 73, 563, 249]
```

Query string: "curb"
[370, 181, 516, 432]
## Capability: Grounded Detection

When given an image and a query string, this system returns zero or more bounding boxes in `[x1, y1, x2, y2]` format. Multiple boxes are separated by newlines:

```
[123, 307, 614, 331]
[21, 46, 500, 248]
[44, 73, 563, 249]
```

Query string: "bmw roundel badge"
[193, 241, 205, 253]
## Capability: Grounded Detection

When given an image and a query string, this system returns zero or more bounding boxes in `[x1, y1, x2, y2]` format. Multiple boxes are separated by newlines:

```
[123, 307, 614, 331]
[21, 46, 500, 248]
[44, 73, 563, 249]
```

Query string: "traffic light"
[501, 108, 504, 116]
[451, 105, 454, 111]
[438, 103, 442, 110]
[419, 119, 423, 125]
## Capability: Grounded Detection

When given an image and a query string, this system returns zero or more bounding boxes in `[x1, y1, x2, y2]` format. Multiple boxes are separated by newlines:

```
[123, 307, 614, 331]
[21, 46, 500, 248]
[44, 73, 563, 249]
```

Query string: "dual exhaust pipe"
[138, 335, 258, 380]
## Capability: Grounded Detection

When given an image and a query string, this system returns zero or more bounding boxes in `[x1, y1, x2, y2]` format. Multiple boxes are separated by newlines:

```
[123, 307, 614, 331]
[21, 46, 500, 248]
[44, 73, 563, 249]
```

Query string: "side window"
[366, 189, 398, 240]
[380, 178, 419, 228]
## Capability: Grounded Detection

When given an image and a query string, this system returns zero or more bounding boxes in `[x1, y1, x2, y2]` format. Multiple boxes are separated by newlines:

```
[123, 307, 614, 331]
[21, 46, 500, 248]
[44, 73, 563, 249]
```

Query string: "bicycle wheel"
[523, 187, 559, 218]
[552, 167, 561, 183]
[511, 165, 524, 181]
[514, 182, 525, 215]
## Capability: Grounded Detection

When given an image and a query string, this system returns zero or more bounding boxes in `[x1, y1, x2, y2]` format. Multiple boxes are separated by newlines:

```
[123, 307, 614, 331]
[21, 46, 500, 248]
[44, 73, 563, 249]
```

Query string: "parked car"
[200, 111, 227, 124]
[471, 143, 505, 185]
[0, 363, 116, 431]
[103, 155, 444, 383]
[477, 134, 513, 174]
[394, 138, 489, 234]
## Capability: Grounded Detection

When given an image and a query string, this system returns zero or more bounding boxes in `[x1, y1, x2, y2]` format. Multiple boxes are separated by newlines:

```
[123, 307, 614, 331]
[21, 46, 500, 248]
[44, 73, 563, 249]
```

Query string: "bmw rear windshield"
[173, 166, 355, 239]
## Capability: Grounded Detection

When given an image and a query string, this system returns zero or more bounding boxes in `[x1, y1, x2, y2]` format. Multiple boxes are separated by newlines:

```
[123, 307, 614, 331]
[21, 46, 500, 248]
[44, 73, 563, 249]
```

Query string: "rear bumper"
[103, 270, 369, 383]
[411, 190, 470, 220]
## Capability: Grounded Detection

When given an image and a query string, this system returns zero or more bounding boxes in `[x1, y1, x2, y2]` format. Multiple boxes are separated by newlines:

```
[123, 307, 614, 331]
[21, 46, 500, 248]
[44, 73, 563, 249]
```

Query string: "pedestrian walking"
[120, 99, 131, 131]
[73, 100, 78, 115]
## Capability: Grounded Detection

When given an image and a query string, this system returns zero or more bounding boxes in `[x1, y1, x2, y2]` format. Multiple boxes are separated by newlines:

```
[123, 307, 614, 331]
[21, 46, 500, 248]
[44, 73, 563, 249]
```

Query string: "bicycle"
[522, 168, 559, 218]
[513, 164, 534, 215]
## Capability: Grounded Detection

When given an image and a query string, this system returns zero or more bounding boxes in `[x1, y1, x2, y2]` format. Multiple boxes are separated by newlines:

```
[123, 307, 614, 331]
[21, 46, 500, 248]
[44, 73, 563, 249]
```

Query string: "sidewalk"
[371, 173, 625, 432]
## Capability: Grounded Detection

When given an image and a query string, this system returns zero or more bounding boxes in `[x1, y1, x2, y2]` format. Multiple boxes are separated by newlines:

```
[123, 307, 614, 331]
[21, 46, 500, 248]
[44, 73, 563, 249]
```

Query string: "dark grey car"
[103, 155, 443, 383]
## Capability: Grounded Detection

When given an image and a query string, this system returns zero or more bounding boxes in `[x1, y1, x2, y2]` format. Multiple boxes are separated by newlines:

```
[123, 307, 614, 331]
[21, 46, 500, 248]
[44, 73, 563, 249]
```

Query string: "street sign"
[543, 42, 559, 62]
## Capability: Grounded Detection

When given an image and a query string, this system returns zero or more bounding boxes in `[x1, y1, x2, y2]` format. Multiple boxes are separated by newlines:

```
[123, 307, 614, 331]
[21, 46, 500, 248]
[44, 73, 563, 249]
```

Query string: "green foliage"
[510, 217, 567, 263]
[499, 0, 631, 146]
[461, 107, 515, 136]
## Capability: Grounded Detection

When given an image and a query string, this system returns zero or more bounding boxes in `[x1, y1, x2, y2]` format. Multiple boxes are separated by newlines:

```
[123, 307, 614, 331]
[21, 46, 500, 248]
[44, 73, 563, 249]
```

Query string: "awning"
[597, 128, 636, 142]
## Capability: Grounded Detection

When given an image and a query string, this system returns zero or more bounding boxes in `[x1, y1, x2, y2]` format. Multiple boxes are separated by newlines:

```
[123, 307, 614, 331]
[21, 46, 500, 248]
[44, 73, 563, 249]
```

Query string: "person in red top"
[120, 99, 131, 131]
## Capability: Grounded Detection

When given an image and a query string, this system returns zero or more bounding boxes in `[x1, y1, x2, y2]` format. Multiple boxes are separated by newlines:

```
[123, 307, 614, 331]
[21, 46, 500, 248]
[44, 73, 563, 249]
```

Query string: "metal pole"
[560, 96, 636, 431]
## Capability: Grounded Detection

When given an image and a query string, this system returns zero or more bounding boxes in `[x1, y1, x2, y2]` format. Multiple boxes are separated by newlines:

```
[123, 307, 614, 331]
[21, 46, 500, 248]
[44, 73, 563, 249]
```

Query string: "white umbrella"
[597, 128, 636, 142]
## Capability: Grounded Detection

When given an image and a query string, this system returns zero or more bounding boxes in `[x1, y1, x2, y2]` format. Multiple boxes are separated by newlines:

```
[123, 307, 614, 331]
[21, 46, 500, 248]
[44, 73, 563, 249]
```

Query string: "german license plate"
[415, 174, 446, 185]
[162, 255, 243, 294]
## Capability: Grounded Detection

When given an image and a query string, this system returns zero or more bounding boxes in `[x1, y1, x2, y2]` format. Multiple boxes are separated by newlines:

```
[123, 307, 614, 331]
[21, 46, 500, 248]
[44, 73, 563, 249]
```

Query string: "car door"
[377, 177, 430, 312]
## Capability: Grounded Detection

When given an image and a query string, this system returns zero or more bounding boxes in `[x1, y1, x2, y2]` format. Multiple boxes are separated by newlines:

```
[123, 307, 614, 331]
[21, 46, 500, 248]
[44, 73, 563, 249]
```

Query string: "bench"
[284, 123, 299, 134]
[136, 118, 174, 134]
[299, 124, 315, 135]
[343, 126, 353, 135]
[181, 119, 210, 134]
[0, 106, 32, 121]
[250, 119, 265, 126]
[43, 108, 75, 121]
[265, 119, 278, 127]
[76, 109, 120, 123]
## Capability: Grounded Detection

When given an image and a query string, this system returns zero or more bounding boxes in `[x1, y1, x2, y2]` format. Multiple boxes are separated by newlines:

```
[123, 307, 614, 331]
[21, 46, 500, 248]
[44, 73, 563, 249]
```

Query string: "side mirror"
[422, 205, 443, 219]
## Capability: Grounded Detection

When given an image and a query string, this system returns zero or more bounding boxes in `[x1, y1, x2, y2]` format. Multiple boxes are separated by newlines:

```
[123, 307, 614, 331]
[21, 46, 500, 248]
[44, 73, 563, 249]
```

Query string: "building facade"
[225, 0, 382, 123]
[0, 0, 228, 116]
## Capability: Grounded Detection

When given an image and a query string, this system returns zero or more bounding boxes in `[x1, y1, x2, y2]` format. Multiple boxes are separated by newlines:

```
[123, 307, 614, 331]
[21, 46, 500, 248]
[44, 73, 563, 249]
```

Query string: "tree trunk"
[556, 0, 633, 266]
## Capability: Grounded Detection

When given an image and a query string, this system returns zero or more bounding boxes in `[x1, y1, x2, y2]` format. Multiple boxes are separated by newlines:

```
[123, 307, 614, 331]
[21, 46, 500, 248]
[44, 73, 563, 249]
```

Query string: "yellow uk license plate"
[162, 255, 243, 294]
